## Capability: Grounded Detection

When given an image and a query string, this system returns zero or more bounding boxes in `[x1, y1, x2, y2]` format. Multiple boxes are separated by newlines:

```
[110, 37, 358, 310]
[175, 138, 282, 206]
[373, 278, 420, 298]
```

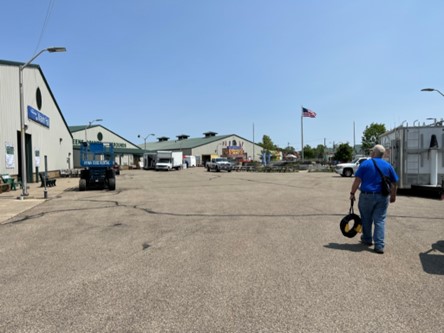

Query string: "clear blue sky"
[2, 0, 444, 150]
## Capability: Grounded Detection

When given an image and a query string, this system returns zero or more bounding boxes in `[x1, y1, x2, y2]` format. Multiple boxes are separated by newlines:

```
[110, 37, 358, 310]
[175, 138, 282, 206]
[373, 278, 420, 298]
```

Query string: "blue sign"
[27, 106, 50, 128]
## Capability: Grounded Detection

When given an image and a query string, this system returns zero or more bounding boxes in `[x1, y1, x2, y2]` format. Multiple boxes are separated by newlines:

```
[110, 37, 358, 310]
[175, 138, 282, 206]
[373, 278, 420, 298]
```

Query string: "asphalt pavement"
[0, 168, 443, 333]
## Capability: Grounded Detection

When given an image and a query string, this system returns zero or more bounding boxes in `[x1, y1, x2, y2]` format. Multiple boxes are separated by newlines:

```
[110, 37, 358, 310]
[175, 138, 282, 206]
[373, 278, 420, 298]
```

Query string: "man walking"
[349, 145, 399, 254]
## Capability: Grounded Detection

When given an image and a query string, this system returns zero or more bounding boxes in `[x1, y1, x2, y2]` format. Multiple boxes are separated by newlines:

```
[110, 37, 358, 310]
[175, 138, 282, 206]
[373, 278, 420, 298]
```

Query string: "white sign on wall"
[5, 143, 15, 169]
[35, 148, 40, 167]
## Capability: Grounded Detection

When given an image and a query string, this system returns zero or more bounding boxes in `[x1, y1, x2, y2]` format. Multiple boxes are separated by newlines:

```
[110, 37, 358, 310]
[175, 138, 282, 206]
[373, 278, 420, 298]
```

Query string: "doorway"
[17, 131, 33, 183]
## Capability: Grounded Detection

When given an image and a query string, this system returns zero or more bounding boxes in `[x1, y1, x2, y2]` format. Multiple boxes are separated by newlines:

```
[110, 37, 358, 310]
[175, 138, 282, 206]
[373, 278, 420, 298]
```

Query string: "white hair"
[372, 144, 385, 157]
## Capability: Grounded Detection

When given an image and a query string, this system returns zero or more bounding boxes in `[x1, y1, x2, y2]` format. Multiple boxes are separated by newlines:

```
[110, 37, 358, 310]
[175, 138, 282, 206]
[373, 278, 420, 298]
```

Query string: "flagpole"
[300, 106, 317, 162]
[353, 121, 356, 155]
[253, 122, 255, 161]
[301, 107, 304, 161]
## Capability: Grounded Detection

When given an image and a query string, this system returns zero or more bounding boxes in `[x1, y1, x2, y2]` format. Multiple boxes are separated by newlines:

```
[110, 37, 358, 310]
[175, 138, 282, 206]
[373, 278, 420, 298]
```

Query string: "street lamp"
[138, 133, 155, 150]
[84, 118, 103, 141]
[421, 88, 444, 97]
[421, 88, 442, 126]
[19, 47, 66, 198]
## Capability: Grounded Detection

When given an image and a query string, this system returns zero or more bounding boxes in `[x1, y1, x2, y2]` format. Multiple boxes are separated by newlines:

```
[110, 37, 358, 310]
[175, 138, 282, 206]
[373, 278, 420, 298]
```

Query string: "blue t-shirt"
[355, 158, 399, 193]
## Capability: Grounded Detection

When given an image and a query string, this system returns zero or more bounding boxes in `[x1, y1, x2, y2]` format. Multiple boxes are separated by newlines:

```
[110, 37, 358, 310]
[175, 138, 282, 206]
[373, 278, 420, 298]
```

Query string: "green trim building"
[69, 126, 263, 169]
[69, 125, 143, 168]
[141, 131, 263, 166]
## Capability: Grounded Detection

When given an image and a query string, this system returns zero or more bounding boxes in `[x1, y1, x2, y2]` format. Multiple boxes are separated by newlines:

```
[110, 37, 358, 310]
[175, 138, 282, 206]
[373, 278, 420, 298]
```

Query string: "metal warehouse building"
[141, 131, 263, 166]
[1, 58, 263, 188]
[0, 60, 73, 183]
[69, 125, 143, 169]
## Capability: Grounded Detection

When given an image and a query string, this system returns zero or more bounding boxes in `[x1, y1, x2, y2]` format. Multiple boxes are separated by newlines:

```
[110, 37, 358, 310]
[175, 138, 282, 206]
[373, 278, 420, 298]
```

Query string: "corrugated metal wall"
[381, 126, 444, 188]
[72, 126, 144, 168]
[191, 135, 262, 162]
[0, 63, 73, 179]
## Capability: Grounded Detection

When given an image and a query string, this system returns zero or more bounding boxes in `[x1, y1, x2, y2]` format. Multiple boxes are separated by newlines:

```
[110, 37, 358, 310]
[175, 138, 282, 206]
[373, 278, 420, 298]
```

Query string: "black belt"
[360, 191, 381, 194]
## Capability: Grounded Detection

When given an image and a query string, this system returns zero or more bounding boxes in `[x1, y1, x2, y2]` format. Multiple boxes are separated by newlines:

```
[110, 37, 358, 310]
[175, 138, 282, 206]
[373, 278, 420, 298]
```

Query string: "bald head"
[371, 144, 385, 157]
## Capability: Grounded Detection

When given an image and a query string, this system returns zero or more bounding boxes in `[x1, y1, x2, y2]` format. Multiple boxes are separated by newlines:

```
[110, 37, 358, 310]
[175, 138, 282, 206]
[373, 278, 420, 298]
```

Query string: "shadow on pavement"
[419, 240, 444, 275]
[324, 243, 370, 252]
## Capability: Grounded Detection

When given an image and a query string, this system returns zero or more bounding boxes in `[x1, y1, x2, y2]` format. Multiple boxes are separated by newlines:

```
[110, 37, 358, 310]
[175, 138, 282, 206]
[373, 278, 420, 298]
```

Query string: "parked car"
[206, 158, 233, 172]
[335, 157, 369, 177]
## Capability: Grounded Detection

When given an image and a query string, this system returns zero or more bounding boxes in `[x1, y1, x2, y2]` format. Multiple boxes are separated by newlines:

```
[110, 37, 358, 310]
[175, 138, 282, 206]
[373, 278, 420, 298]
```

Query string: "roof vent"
[203, 131, 217, 138]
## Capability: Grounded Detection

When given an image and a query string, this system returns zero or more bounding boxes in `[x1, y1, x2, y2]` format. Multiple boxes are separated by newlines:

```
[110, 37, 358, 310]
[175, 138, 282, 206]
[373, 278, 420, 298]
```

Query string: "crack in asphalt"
[2, 195, 443, 226]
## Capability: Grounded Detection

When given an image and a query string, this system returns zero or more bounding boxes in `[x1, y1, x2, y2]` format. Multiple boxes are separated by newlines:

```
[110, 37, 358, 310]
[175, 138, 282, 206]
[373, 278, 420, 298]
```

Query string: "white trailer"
[183, 155, 196, 167]
[155, 151, 183, 171]
[143, 152, 157, 170]
[379, 121, 444, 195]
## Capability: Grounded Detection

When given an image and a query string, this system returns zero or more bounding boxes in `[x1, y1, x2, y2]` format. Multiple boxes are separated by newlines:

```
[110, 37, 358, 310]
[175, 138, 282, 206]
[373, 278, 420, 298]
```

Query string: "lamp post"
[84, 118, 103, 142]
[421, 88, 444, 97]
[19, 47, 66, 198]
[421, 88, 442, 126]
[138, 133, 155, 150]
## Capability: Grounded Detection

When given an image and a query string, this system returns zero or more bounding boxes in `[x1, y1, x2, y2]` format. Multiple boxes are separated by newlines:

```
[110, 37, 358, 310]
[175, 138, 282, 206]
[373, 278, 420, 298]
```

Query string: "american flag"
[302, 107, 317, 118]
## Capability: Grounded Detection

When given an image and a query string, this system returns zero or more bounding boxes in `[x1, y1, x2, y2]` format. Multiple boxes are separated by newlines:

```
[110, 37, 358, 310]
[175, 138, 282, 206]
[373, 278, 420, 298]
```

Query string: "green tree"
[282, 145, 296, 155]
[333, 143, 353, 162]
[258, 135, 276, 153]
[314, 144, 325, 160]
[361, 123, 386, 154]
[303, 145, 315, 159]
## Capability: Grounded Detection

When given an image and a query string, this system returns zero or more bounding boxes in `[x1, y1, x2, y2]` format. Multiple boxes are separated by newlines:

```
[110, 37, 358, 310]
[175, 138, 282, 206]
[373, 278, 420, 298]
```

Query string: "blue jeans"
[358, 193, 389, 250]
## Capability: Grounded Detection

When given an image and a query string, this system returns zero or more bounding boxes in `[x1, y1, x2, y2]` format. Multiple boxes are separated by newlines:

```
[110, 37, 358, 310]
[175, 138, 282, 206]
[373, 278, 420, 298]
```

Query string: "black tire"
[106, 169, 115, 178]
[343, 169, 353, 177]
[79, 179, 87, 191]
[207, 167, 211, 172]
[108, 177, 116, 191]
[340, 213, 362, 238]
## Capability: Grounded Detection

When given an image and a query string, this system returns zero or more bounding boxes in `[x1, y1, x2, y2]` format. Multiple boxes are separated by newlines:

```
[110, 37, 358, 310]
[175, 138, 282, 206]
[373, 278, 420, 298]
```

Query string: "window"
[36, 87, 42, 109]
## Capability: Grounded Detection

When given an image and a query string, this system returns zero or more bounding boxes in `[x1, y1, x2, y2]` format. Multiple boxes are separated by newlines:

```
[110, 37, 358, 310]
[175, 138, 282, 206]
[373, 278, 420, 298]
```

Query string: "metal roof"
[69, 125, 89, 132]
[141, 134, 243, 151]
[69, 125, 141, 148]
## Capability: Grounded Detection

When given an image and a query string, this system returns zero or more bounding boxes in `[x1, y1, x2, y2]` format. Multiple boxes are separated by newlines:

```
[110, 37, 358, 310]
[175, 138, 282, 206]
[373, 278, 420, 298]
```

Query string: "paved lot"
[0, 168, 443, 332]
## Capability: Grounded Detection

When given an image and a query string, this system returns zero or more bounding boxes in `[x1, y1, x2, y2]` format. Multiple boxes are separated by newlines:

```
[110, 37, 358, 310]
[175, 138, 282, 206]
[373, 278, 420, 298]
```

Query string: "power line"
[33, 0, 56, 55]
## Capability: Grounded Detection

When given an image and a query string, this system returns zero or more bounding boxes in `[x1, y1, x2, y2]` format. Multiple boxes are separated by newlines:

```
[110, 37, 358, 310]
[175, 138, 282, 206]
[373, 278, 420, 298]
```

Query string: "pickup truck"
[335, 157, 369, 177]
[206, 158, 233, 172]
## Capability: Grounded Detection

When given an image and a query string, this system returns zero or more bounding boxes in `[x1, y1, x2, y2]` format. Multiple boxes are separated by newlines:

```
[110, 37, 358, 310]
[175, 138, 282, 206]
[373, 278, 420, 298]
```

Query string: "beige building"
[142, 131, 263, 166]
[69, 125, 143, 168]
[0, 60, 263, 184]
[0, 60, 73, 182]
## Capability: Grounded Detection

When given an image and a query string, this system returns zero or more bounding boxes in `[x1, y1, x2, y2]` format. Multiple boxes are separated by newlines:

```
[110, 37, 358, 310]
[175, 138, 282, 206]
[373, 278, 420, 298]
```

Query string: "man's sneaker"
[360, 240, 373, 246]
[374, 248, 384, 254]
